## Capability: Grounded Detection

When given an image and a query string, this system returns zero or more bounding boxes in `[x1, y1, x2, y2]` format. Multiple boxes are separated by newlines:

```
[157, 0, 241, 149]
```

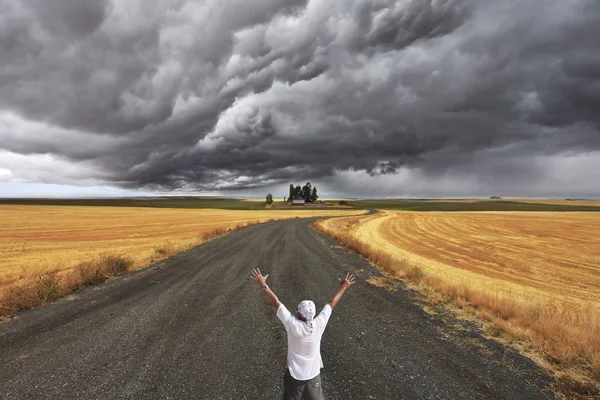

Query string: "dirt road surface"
[0, 218, 556, 399]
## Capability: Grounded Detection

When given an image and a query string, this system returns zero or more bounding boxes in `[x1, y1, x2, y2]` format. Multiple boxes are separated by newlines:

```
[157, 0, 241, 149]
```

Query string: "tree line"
[265, 182, 319, 205]
[289, 182, 318, 202]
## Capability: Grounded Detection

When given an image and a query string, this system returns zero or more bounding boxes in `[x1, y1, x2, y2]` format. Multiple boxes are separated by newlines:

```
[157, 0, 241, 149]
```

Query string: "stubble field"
[0, 205, 364, 319]
[316, 211, 600, 391]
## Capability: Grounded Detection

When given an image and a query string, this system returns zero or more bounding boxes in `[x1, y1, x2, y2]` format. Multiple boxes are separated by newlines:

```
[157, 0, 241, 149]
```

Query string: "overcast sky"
[1, 0, 599, 198]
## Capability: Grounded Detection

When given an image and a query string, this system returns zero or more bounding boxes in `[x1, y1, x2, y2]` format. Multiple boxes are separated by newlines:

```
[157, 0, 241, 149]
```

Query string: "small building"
[490, 196, 502, 200]
[288, 195, 305, 205]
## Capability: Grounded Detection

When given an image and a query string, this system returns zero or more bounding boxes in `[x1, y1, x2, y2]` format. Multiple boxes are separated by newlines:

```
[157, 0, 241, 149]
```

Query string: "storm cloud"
[1, 0, 599, 196]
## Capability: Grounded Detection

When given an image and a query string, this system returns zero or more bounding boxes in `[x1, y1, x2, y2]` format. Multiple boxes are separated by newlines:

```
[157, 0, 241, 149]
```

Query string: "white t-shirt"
[276, 303, 332, 380]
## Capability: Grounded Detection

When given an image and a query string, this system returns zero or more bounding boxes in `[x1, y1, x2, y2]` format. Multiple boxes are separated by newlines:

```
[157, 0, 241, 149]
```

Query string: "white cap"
[297, 300, 316, 330]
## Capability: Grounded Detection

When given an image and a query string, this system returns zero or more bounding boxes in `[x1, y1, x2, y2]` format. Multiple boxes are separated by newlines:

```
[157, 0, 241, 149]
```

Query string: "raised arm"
[329, 272, 355, 309]
[251, 268, 281, 308]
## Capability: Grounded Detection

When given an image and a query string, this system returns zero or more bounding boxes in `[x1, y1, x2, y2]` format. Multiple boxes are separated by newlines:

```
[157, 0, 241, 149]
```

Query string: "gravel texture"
[0, 218, 557, 399]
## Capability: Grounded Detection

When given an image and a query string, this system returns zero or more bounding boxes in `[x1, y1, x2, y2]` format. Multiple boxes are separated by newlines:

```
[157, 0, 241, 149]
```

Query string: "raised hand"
[251, 268, 280, 307]
[338, 272, 356, 289]
[251, 268, 269, 287]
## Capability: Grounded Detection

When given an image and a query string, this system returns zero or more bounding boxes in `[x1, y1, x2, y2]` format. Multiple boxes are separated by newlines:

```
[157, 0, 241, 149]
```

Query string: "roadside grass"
[0, 255, 132, 318]
[314, 217, 600, 398]
[366, 275, 398, 292]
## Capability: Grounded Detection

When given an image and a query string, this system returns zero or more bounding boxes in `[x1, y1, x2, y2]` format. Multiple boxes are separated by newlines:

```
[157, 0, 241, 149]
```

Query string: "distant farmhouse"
[286, 182, 318, 205]
[288, 195, 306, 205]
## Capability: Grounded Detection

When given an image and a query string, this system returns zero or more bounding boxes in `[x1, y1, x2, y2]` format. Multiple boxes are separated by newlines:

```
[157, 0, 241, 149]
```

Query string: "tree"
[289, 184, 294, 200]
[294, 185, 302, 197]
[266, 193, 273, 205]
[311, 186, 318, 202]
[302, 182, 312, 202]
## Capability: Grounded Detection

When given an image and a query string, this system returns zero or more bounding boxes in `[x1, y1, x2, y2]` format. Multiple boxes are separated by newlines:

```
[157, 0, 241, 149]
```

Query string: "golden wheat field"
[0, 205, 363, 284]
[317, 211, 600, 389]
[0, 205, 364, 319]
[350, 211, 600, 306]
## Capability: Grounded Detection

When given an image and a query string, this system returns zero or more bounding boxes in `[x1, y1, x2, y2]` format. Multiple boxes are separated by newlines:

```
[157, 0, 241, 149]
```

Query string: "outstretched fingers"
[346, 273, 356, 285]
[251, 268, 269, 286]
[250, 268, 261, 281]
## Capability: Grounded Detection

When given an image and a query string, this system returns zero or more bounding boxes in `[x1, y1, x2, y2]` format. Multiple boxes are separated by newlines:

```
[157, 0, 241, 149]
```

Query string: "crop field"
[352, 211, 600, 305]
[4, 197, 599, 212]
[0, 205, 364, 318]
[513, 199, 600, 207]
[0, 197, 288, 210]
[346, 199, 600, 212]
[0, 197, 347, 210]
[316, 211, 600, 389]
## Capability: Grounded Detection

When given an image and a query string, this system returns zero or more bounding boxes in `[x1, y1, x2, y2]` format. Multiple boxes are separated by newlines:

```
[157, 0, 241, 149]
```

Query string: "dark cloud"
[357, 0, 471, 52]
[32, 0, 110, 37]
[0, 0, 599, 196]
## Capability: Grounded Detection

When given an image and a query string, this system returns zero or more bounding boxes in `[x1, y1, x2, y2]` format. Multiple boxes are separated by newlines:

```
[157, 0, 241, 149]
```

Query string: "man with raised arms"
[251, 268, 355, 400]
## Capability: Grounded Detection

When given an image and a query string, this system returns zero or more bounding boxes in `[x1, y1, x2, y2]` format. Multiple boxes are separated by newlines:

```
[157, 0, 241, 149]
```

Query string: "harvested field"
[0, 205, 364, 318]
[352, 211, 600, 305]
[316, 211, 600, 393]
[347, 199, 600, 212]
[513, 199, 600, 207]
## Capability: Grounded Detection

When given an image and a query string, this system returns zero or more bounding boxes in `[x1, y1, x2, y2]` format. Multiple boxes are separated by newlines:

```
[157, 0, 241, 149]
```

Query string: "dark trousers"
[283, 369, 324, 400]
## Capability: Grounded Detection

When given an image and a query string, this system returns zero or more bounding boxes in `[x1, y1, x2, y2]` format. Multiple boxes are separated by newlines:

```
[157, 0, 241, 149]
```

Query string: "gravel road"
[0, 218, 557, 399]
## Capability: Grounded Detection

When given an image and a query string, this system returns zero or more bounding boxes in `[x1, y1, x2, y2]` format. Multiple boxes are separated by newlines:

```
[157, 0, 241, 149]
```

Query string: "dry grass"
[367, 275, 398, 292]
[315, 211, 600, 397]
[0, 205, 364, 319]
[0, 254, 134, 317]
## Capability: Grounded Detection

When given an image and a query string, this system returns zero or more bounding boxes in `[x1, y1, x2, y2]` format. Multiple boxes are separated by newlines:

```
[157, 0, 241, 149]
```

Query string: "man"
[251, 268, 355, 400]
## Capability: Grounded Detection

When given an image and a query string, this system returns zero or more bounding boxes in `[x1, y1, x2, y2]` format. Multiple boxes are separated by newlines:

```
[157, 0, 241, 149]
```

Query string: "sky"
[1, 0, 599, 199]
